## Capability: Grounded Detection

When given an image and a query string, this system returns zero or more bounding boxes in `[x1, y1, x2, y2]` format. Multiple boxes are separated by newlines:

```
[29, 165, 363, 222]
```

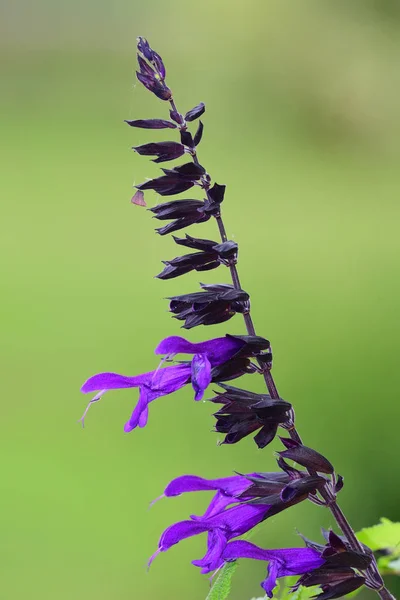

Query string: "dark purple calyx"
[125, 119, 177, 129]
[211, 384, 292, 448]
[133, 141, 186, 163]
[149, 199, 210, 235]
[185, 102, 205, 121]
[168, 284, 249, 329]
[156, 235, 238, 280]
[279, 438, 334, 475]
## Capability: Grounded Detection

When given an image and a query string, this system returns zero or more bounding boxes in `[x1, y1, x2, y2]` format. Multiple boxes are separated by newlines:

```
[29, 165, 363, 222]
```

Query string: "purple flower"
[222, 540, 324, 597]
[148, 470, 317, 574]
[80, 334, 255, 432]
[155, 503, 269, 573]
[150, 474, 270, 573]
[157, 472, 258, 515]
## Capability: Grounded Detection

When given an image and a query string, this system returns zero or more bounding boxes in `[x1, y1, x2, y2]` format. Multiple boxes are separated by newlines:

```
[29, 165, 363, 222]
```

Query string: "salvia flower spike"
[79, 37, 395, 600]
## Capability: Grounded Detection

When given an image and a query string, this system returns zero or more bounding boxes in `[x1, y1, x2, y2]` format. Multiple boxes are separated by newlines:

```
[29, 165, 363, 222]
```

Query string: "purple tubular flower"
[149, 469, 316, 575]
[191, 354, 211, 400]
[80, 335, 251, 432]
[161, 473, 257, 515]
[153, 502, 270, 574]
[222, 540, 324, 597]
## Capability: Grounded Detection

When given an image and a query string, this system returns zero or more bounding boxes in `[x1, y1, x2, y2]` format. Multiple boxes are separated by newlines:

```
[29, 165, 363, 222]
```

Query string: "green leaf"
[289, 584, 320, 600]
[357, 518, 400, 554]
[357, 518, 400, 576]
[270, 577, 319, 600]
[206, 561, 237, 600]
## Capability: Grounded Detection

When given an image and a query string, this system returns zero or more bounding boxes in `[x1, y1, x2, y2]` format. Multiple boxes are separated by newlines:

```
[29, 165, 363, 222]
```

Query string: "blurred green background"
[2, 1, 400, 598]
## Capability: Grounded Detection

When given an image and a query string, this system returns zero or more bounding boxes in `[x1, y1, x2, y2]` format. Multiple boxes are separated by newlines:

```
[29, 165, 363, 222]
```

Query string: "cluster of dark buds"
[156, 234, 237, 280]
[169, 283, 249, 329]
[211, 384, 292, 448]
[80, 37, 394, 600]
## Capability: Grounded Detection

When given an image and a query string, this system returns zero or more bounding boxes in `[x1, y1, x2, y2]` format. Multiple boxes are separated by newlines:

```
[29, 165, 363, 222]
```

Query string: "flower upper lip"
[80, 334, 260, 432]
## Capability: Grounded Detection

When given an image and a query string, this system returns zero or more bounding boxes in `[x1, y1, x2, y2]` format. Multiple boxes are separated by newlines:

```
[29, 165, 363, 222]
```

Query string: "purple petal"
[122, 365, 191, 433]
[263, 560, 280, 597]
[206, 503, 270, 538]
[138, 404, 149, 428]
[162, 473, 255, 519]
[149, 363, 191, 394]
[163, 473, 253, 498]
[191, 353, 212, 400]
[192, 529, 227, 574]
[158, 520, 210, 551]
[201, 491, 242, 519]
[222, 540, 322, 565]
[157, 504, 268, 554]
[81, 363, 191, 395]
[81, 371, 149, 393]
[155, 335, 244, 366]
[222, 541, 324, 597]
[124, 389, 148, 432]
[155, 336, 200, 357]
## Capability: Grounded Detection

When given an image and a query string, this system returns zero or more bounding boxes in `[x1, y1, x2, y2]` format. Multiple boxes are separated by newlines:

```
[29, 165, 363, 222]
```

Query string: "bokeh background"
[2, 1, 400, 599]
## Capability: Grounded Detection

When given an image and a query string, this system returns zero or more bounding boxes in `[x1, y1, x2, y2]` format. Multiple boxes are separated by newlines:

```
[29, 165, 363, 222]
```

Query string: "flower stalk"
[145, 41, 394, 600]
[80, 37, 395, 600]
